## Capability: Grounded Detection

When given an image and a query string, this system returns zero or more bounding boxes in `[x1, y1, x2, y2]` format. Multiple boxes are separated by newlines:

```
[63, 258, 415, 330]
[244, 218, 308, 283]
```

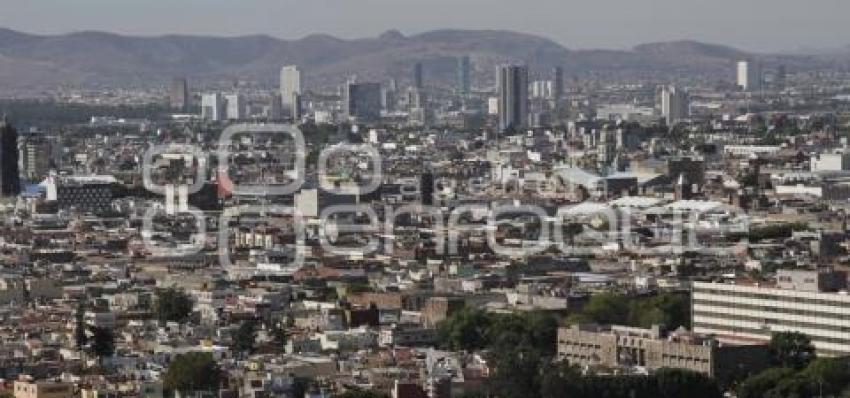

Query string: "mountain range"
[0, 27, 847, 94]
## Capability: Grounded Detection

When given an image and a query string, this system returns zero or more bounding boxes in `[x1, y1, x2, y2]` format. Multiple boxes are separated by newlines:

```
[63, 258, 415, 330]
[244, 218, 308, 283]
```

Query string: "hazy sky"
[0, 0, 847, 52]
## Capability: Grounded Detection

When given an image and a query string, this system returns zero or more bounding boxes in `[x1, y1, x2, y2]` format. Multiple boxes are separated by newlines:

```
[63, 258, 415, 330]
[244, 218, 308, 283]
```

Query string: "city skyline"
[0, 0, 848, 52]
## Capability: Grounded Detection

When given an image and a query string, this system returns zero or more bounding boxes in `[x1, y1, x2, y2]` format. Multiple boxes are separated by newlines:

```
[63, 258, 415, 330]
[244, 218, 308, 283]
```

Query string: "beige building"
[556, 324, 768, 383]
[13, 381, 74, 398]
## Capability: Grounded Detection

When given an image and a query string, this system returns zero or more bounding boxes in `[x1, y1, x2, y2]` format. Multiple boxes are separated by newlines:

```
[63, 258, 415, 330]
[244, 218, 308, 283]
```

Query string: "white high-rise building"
[737, 60, 761, 91]
[224, 94, 244, 120]
[201, 93, 224, 121]
[660, 85, 689, 125]
[693, 269, 850, 357]
[280, 65, 302, 114]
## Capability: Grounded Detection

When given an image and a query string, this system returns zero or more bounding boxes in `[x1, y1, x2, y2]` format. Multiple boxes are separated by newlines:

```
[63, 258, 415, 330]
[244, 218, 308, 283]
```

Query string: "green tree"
[569, 292, 630, 325]
[737, 368, 797, 398]
[770, 331, 816, 369]
[630, 293, 691, 330]
[88, 326, 115, 360]
[154, 288, 193, 323]
[655, 368, 722, 398]
[438, 308, 494, 351]
[487, 344, 549, 398]
[233, 321, 257, 353]
[802, 357, 850, 396]
[163, 352, 221, 395]
[763, 375, 814, 398]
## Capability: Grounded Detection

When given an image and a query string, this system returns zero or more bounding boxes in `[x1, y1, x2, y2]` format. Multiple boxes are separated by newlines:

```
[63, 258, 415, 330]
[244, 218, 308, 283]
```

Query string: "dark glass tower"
[0, 118, 20, 197]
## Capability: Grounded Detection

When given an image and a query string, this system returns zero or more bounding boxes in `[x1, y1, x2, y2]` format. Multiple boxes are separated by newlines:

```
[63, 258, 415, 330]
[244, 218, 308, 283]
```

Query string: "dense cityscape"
[3, 5, 850, 398]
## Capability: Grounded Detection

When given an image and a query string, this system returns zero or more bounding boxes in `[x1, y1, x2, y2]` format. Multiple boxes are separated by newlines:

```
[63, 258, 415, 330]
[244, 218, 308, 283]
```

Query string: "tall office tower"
[345, 82, 382, 122]
[660, 85, 689, 125]
[201, 93, 224, 121]
[19, 133, 53, 182]
[552, 66, 564, 99]
[407, 87, 426, 110]
[169, 78, 189, 112]
[776, 64, 787, 86]
[280, 65, 302, 113]
[497, 65, 529, 132]
[268, 93, 283, 120]
[413, 62, 424, 89]
[0, 118, 20, 197]
[457, 56, 471, 95]
[224, 94, 244, 120]
[737, 60, 762, 91]
[290, 92, 303, 121]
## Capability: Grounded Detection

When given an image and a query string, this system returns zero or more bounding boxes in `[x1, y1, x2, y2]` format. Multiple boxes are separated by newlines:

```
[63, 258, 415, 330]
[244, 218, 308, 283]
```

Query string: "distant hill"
[0, 27, 843, 94]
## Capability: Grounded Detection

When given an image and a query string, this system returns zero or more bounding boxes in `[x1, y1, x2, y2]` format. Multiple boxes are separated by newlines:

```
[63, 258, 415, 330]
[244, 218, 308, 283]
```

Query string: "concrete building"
[413, 62, 424, 89]
[737, 60, 762, 91]
[280, 65, 301, 114]
[224, 94, 244, 120]
[692, 269, 850, 356]
[19, 133, 55, 182]
[457, 56, 471, 95]
[201, 93, 224, 121]
[46, 175, 117, 214]
[553, 66, 564, 100]
[345, 82, 382, 122]
[497, 65, 529, 132]
[557, 324, 769, 383]
[169, 77, 189, 112]
[268, 93, 283, 120]
[660, 85, 689, 125]
[13, 380, 74, 398]
[811, 152, 850, 172]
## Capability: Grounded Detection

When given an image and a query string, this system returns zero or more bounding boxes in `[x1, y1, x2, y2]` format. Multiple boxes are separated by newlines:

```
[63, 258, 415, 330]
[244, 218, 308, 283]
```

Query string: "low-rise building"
[556, 324, 768, 383]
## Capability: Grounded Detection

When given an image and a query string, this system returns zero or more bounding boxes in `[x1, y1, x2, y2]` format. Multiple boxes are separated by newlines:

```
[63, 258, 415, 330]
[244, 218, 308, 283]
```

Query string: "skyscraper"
[345, 82, 382, 122]
[552, 66, 564, 100]
[737, 60, 761, 92]
[457, 56, 471, 95]
[201, 93, 224, 121]
[0, 118, 20, 197]
[413, 62, 424, 89]
[268, 93, 283, 120]
[497, 65, 529, 132]
[280, 65, 302, 113]
[224, 94, 244, 120]
[660, 85, 689, 125]
[19, 133, 55, 182]
[169, 78, 189, 112]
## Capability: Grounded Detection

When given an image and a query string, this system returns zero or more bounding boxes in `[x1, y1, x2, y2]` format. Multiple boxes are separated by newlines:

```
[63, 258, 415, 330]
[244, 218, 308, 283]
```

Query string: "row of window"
[693, 320, 850, 347]
[693, 299, 850, 321]
[694, 287, 850, 309]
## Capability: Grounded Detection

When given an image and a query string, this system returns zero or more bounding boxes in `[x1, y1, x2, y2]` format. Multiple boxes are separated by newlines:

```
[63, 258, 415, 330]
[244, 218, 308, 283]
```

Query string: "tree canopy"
[154, 288, 193, 323]
[163, 352, 221, 394]
[769, 331, 816, 369]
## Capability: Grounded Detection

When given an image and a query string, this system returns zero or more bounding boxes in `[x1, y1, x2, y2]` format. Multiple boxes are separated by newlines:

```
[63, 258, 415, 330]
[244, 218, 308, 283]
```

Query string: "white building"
[811, 153, 850, 172]
[201, 93, 224, 121]
[224, 94, 244, 120]
[693, 270, 850, 356]
[737, 60, 761, 91]
[280, 65, 302, 113]
[660, 85, 689, 125]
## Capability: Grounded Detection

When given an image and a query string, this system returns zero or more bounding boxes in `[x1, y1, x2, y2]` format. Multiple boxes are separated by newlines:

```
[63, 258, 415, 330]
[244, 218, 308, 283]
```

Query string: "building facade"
[280, 65, 302, 114]
[692, 270, 850, 356]
[557, 324, 769, 383]
[497, 65, 529, 132]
